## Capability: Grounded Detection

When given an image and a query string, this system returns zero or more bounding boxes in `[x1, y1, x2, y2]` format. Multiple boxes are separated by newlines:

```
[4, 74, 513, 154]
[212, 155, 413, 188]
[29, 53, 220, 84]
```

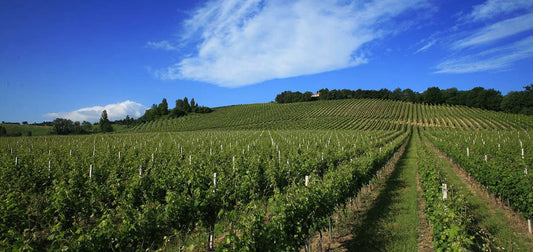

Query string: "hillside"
[130, 99, 533, 132]
[0, 123, 52, 136]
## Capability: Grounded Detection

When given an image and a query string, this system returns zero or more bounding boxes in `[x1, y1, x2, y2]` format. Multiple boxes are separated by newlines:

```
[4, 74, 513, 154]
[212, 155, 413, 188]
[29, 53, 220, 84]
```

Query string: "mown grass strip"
[348, 136, 420, 251]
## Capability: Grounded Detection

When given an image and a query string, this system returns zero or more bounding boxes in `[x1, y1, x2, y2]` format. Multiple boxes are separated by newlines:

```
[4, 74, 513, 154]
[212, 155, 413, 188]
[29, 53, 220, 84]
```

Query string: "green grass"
[426, 137, 533, 251]
[0, 123, 52, 136]
[349, 136, 420, 251]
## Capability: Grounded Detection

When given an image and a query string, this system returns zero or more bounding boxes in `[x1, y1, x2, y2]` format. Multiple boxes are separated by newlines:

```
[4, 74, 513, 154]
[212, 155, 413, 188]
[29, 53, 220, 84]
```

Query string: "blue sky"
[1, 0, 532, 123]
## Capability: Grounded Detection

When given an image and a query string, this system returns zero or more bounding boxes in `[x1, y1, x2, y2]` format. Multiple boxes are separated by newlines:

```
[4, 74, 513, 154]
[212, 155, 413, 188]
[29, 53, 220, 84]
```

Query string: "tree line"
[1, 97, 213, 137]
[275, 85, 533, 115]
[138, 97, 212, 122]
[51, 110, 113, 135]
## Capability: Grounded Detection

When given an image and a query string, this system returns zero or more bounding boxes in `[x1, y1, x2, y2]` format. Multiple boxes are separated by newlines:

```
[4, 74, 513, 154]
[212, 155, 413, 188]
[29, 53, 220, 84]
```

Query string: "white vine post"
[466, 147, 469, 157]
[15, 156, 18, 166]
[48, 160, 51, 178]
[522, 146, 528, 175]
[528, 219, 531, 233]
[89, 164, 93, 181]
[213, 172, 217, 192]
[484, 155, 488, 162]
[305, 175, 309, 187]
[139, 165, 143, 177]
[442, 183, 448, 200]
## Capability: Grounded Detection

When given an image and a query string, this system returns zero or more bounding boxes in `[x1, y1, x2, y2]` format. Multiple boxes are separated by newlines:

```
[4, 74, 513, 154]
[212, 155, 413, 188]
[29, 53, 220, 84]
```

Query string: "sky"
[1, 0, 533, 123]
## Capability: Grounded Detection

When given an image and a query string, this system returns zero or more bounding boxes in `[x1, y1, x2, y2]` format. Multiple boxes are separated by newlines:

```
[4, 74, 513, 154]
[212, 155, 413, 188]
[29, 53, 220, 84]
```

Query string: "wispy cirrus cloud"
[415, 40, 435, 54]
[436, 36, 533, 73]
[146, 40, 179, 51]
[468, 0, 533, 21]
[435, 0, 533, 74]
[152, 0, 427, 87]
[44, 100, 147, 122]
[454, 13, 533, 49]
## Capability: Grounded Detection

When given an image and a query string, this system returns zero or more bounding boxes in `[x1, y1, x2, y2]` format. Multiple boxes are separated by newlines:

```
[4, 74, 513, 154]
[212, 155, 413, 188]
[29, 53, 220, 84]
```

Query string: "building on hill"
[311, 92, 320, 98]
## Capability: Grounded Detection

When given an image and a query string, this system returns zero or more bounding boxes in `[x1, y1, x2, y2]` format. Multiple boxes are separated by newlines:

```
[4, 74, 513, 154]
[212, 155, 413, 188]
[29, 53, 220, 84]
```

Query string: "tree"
[73, 121, 82, 134]
[183, 97, 191, 113]
[0, 126, 6, 136]
[158, 98, 169, 116]
[190, 98, 196, 109]
[82, 121, 93, 133]
[99, 110, 113, 133]
[422, 87, 444, 104]
[52, 118, 73, 135]
[402, 89, 418, 103]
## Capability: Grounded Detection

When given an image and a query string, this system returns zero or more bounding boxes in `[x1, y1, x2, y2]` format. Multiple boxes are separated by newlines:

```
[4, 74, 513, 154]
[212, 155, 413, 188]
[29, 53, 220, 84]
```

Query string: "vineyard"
[1, 99, 532, 251]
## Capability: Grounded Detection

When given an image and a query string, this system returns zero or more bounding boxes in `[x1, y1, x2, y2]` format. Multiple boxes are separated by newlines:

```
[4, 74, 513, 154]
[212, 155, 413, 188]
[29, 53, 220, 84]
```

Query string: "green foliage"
[1, 99, 533, 251]
[53, 118, 74, 135]
[274, 86, 533, 115]
[426, 129, 533, 219]
[422, 87, 445, 104]
[131, 99, 533, 133]
[416, 131, 474, 251]
[99, 110, 113, 133]
[158, 98, 169, 116]
[0, 123, 52, 137]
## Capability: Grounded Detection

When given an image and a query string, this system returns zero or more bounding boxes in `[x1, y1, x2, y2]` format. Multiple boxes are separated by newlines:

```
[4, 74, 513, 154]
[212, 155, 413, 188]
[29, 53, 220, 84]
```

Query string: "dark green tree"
[52, 118, 74, 135]
[99, 110, 113, 133]
[158, 98, 169, 115]
[0, 126, 6, 136]
[183, 97, 191, 113]
[73, 121, 82, 134]
[82, 121, 93, 133]
[402, 89, 418, 103]
[422, 87, 444, 104]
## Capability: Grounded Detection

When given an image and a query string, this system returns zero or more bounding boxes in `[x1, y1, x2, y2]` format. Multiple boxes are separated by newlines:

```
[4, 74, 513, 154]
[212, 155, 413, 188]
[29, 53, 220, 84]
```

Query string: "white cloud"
[436, 36, 533, 73]
[434, 1, 533, 74]
[415, 40, 435, 54]
[44, 100, 147, 122]
[454, 13, 533, 49]
[146, 40, 179, 51]
[155, 0, 426, 87]
[469, 0, 533, 21]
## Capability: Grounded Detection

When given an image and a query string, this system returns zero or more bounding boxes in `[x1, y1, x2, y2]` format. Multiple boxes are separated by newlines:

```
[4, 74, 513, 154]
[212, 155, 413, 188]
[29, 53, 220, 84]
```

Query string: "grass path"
[424, 137, 533, 251]
[347, 136, 422, 251]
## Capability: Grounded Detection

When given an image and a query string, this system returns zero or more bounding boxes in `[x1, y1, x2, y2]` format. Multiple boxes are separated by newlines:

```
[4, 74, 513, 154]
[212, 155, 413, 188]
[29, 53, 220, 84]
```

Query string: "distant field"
[0, 123, 52, 136]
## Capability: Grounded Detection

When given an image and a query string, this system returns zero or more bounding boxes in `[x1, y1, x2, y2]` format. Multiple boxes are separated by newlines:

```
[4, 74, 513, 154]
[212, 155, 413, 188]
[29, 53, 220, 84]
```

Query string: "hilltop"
[129, 99, 533, 132]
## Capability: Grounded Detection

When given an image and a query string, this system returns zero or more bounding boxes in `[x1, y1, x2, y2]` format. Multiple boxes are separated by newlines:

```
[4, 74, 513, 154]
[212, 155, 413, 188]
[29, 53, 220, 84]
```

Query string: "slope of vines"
[130, 99, 533, 132]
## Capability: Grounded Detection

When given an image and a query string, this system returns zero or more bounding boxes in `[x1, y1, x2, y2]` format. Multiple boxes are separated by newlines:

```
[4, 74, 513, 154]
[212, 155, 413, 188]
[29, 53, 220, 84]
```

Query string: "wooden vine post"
[442, 183, 448, 200]
[209, 172, 217, 250]
[89, 164, 93, 184]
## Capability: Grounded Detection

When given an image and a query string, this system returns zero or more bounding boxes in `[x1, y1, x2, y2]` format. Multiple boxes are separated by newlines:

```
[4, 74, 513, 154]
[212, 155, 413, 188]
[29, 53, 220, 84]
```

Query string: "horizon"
[2, 0, 533, 123]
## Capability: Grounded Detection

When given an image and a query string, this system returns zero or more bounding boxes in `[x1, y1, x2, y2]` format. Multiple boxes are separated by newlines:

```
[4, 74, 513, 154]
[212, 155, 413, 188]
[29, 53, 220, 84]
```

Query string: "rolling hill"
[130, 99, 533, 132]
